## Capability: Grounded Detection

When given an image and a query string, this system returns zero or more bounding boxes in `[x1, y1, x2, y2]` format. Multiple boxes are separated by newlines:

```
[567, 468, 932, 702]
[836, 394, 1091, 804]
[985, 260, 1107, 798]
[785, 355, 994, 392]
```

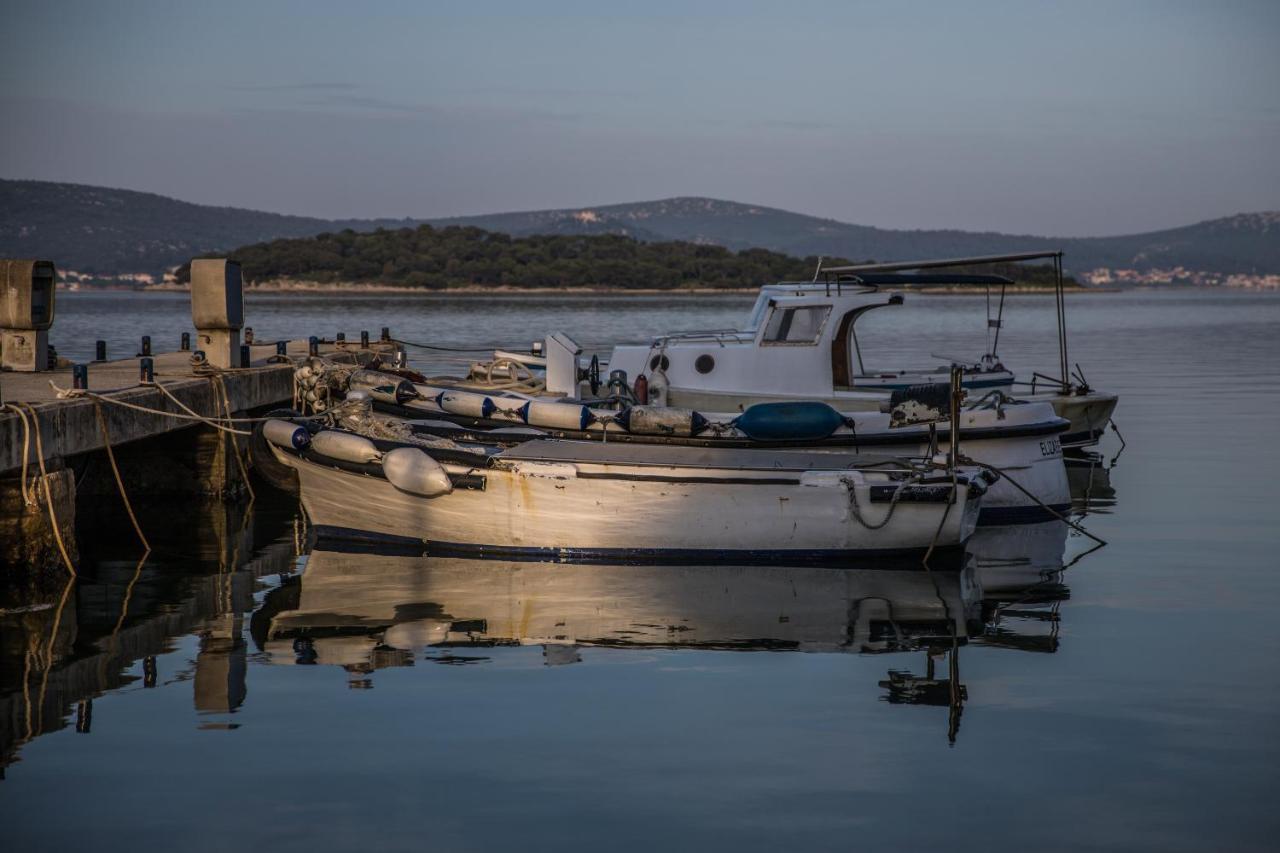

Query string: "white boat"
[339, 368, 1072, 526]
[602, 251, 1118, 449]
[257, 419, 989, 566]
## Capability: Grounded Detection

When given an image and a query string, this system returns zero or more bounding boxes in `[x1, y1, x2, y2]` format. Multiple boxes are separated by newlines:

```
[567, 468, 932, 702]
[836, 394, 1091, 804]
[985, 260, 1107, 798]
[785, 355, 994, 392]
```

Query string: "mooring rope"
[212, 374, 255, 502]
[92, 399, 151, 552]
[8, 402, 77, 577]
[4, 403, 36, 507]
[964, 456, 1107, 547]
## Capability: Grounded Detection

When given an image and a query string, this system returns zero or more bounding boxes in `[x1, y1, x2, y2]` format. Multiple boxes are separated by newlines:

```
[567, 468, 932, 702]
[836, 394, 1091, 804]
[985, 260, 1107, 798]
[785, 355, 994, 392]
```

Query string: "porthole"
[695, 354, 715, 374]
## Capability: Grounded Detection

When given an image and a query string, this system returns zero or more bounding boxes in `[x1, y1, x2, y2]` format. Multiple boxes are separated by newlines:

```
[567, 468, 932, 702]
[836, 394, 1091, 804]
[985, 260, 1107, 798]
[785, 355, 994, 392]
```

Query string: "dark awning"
[822, 250, 1063, 275]
[839, 272, 1014, 286]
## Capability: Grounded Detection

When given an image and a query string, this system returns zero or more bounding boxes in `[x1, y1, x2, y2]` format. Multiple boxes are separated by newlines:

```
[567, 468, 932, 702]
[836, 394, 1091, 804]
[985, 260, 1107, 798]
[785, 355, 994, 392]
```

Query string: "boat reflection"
[969, 521, 1071, 654]
[1065, 450, 1117, 514]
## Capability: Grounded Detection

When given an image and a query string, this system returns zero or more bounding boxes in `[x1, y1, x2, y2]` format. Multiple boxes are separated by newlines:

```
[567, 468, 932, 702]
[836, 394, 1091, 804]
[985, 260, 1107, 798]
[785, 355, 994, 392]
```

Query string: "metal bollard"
[140, 357, 154, 383]
[73, 364, 89, 390]
[360, 330, 369, 348]
[336, 332, 345, 344]
[181, 332, 191, 351]
[95, 340, 107, 361]
[240, 344, 251, 368]
[276, 341, 288, 357]
[140, 335, 151, 357]
[309, 336, 319, 357]
[381, 326, 390, 342]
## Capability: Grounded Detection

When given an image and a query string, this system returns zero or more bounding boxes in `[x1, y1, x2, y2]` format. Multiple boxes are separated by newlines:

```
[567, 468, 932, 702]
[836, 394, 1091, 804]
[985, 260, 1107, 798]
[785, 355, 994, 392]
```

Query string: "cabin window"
[762, 305, 830, 345]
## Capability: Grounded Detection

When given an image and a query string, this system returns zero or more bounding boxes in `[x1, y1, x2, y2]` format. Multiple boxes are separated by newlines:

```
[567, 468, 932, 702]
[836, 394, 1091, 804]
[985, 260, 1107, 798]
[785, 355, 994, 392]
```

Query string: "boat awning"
[842, 273, 1014, 286]
[821, 250, 1063, 275]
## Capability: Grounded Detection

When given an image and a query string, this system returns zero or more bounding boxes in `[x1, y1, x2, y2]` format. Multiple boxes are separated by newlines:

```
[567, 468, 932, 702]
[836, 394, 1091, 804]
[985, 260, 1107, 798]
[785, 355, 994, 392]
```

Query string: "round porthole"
[695, 354, 715, 374]
[649, 354, 670, 371]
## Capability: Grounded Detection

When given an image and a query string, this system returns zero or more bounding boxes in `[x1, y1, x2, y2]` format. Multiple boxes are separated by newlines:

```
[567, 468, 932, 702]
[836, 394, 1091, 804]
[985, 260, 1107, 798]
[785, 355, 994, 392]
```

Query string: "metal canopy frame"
[813, 250, 1071, 391]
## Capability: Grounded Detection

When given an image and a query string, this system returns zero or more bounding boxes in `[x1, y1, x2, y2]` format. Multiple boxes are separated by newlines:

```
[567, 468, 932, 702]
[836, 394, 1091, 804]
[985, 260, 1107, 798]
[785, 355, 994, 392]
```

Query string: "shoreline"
[118, 281, 1109, 296]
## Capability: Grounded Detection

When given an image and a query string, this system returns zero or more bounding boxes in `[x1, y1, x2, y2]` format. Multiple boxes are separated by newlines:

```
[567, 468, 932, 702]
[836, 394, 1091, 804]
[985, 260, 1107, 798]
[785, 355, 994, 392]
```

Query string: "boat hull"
[272, 444, 981, 567]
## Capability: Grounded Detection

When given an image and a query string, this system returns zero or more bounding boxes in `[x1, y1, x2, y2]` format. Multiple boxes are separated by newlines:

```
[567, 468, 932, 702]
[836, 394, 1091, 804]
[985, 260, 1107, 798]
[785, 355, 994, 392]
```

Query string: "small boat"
[331, 366, 1071, 526]
[601, 251, 1119, 448]
[255, 418, 992, 567]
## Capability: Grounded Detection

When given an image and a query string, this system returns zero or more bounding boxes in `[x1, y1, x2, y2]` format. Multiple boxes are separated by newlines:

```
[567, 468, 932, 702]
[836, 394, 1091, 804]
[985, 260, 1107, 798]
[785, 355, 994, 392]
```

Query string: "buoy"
[618, 406, 708, 437]
[733, 401, 846, 441]
[382, 447, 452, 497]
[311, 430, 381, 463]
[263, 419, 311, 450]
[349, 369, 417, 404]
[438, 390, 495, 419]
[634, 374, 649, 405]
[524, 399, 591, 431]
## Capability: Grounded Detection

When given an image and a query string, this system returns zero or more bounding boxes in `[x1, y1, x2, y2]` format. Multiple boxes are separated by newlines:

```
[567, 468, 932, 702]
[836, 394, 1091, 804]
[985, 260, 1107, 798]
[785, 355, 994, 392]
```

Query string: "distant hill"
[2, 179, 1276, 278]
[436, 198, 1280, 276]
[0, 179, 417, 276]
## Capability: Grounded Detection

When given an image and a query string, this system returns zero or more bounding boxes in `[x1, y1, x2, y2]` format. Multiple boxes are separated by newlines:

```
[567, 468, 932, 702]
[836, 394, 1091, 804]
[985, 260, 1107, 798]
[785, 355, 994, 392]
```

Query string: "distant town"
[1081, 268, 1280, 290]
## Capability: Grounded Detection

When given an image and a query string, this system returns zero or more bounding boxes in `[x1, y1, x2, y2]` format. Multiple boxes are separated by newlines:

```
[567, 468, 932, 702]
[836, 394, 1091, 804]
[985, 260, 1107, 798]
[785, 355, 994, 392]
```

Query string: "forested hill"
[5, 179, 1276, 278]
[177, 223, 1077, 290]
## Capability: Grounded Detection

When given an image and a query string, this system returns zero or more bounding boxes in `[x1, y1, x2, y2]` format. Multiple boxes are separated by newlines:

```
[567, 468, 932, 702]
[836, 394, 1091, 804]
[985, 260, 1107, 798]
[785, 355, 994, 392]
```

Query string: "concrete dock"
[1, 338, 394, 574]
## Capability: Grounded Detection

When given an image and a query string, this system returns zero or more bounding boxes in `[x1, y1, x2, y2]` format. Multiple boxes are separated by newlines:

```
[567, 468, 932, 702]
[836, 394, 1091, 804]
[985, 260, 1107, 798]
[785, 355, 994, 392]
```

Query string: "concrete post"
[190, 259, 244, 370]
[0, 260, 57, 373]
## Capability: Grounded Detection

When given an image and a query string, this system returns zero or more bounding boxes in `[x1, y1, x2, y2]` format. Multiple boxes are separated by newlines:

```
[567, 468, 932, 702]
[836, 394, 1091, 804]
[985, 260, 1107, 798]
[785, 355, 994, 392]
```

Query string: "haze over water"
[3, 288, 1279, 851]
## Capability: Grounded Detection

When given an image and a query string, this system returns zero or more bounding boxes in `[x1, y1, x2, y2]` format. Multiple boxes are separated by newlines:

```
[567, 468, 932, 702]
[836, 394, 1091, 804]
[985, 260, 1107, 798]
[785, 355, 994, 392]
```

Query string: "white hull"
[272, 442, 982, 564]
[388, 383, 1071, 525]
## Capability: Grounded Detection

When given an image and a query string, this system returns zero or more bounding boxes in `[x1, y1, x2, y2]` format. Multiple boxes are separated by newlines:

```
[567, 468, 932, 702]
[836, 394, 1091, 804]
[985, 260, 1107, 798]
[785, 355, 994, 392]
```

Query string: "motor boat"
[604, 251, 1119, 449]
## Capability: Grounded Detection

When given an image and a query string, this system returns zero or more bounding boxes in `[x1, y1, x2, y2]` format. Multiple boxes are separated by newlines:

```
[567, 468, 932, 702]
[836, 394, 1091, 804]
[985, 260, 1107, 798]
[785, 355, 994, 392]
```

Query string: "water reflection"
[2, 488, 1095, 767]
[0, 499, 297, 770]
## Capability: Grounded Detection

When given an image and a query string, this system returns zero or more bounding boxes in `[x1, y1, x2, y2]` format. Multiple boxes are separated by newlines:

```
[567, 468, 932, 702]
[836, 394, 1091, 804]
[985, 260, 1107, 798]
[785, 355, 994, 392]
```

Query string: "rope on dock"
[91, 399, 151, 553]
[5, 403, 77, 577]
[212, 374, 255, 502]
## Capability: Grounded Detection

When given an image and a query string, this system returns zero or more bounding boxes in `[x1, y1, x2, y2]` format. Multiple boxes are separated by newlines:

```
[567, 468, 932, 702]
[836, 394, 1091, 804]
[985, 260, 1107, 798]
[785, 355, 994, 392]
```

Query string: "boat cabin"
[607, 274, 1014, 402]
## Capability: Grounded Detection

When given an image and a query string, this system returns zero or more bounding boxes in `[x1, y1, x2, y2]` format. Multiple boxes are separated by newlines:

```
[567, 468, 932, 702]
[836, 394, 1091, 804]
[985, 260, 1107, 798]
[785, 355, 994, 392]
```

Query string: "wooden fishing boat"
[256, 418, 990, 566]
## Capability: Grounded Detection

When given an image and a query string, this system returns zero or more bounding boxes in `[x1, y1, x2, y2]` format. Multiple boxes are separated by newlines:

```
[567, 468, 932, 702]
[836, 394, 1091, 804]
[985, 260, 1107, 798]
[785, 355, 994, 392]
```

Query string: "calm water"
[4, 289, 1280, 851]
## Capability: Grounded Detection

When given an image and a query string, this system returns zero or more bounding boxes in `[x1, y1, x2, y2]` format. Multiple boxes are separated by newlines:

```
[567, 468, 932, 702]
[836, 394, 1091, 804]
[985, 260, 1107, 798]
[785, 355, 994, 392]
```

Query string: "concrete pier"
[1, 339, 393, 574]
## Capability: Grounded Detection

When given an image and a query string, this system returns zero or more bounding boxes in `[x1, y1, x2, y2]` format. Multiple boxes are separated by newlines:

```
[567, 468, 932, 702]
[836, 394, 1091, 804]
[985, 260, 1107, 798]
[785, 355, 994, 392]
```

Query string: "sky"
[2, 0, 1277, 236]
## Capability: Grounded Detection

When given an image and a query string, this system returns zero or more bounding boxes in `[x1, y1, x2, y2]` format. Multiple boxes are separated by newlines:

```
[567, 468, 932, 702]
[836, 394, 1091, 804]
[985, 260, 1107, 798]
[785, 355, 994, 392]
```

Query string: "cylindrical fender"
[618, 405, 709, 437]
[310, 430, 381, 464]
[348, 369, 417, 404]
[383, 447, 453, 497]
[262, 418, 311, 450]
[438, 390, 495, 420]
[524, 399, 591, 431]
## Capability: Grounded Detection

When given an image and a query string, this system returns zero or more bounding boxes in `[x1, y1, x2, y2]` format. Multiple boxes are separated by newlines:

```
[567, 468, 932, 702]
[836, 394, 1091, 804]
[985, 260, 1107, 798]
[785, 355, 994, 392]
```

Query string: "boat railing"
[652, 329, 754, 346]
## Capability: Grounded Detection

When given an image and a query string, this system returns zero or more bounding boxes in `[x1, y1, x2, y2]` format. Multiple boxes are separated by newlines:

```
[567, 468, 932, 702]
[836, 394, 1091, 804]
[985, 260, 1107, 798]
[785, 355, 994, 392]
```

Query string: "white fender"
[311, 430, 381, 464]
[438, 390, 494, 419]
[263, 419, 310, 450]
[524, 399, 591, 431]
[382, 447, 453, 497]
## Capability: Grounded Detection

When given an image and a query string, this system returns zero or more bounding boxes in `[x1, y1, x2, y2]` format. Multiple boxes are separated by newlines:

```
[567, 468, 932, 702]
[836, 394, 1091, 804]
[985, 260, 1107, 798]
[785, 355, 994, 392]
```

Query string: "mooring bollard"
[239, 344, 251, 368]
[73, 364, 89, 390]
[336, 332, 345, 344]
[276, 341, 288, 357]
[140, 357, 154, 383]
[381, 326, 390, 342]
[181, 331, 191, 351]
[95, 340, 106, 361]
[140, 335, 151, 357]
[309, 336, 319, 357]
[360, 330, 370, 348]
